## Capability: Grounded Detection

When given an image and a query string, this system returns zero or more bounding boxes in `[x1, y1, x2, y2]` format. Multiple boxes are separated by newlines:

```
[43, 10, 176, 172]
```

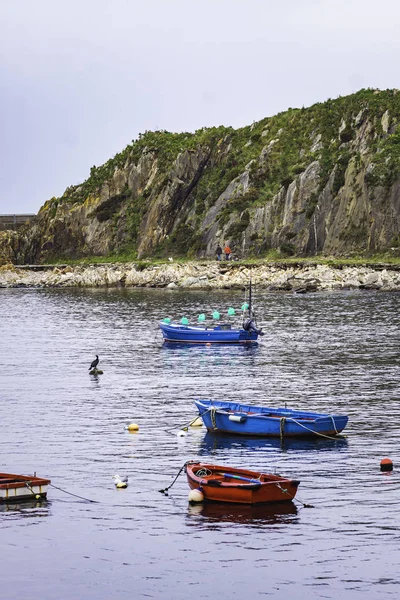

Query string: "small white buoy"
[177, 430, 187, 437]
[113, 474, 128, 488]
[190, 417, 203, 428]
[127, 423, 139, 432]
[188, 488, 204, 504]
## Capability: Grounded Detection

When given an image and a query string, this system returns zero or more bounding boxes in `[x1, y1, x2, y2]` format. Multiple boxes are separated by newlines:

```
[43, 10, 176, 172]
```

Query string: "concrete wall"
[0, 214, 36, 231]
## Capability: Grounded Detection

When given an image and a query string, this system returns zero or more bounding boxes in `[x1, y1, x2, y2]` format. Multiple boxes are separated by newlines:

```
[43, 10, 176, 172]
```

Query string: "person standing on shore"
[216, 245, 222, 261]
[224, 244, 232, 260]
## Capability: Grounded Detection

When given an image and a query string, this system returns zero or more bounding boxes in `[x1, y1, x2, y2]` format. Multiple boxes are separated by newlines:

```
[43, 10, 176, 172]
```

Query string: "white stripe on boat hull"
[0, 484, 48, 501]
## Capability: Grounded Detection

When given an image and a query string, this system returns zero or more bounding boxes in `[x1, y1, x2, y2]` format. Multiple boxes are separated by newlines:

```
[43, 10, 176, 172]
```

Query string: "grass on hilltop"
[44, 249, 400, 268]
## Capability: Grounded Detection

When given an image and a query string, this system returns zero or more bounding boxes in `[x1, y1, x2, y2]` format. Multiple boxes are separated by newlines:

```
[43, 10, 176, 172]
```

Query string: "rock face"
[2, 89, 400, 265]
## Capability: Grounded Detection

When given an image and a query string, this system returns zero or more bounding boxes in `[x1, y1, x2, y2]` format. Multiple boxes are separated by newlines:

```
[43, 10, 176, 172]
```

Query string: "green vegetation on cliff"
[5, 88, 400, 265]
[44, 89, 400, 209]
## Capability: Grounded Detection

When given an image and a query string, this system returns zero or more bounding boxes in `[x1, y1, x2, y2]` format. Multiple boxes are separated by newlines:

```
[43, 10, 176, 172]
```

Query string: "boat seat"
[0, 479, 21, 484]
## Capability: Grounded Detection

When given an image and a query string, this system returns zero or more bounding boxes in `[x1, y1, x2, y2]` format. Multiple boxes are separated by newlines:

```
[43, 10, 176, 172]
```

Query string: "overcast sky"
[1, 0, 399, 214]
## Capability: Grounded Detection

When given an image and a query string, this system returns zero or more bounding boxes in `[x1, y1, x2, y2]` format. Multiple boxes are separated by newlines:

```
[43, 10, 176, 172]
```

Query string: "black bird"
[89, 355, 99, 370]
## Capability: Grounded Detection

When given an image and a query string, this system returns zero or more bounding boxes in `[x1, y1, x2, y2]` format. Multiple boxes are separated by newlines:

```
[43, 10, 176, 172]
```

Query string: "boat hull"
[186, 463, 300, 504]
[195, 400, 348, 438]
[159, 322, 258, 344]
[0, 473, 51, 503]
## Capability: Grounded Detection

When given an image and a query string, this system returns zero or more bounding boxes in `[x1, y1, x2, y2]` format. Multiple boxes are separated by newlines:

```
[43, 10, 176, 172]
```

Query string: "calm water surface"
[1, 288, 400, 599]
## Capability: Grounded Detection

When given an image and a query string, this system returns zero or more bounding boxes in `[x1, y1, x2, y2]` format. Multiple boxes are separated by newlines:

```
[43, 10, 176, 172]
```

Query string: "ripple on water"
[1, 288, 400, 599]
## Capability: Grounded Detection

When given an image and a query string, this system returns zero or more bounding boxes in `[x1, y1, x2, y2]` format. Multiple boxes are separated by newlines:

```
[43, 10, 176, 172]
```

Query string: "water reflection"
[162, 342, 259, 351]
[1, 288, 400, 599]
[161, 341, 260, 361]
[160, 342, 260, 374]
[0, 499, 51, 515]
[186, 500, 298, 525]
[199, 431, 349, 454]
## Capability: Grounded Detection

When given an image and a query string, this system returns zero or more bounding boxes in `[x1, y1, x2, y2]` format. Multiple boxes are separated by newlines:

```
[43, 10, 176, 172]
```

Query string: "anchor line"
[164, 408, 211, 434]
[49, 483, 99, 503]
[285, 417, 345, 440]
[275, 483, 315, 509]
[24, 481, 38, 497]
[210, 407, 218, 430]
[280, 417, 286, 439]
[158, 461, 191, 495]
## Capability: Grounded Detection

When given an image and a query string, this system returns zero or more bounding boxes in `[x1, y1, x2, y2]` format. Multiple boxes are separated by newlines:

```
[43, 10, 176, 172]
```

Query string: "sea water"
[1, 287, 400, 599]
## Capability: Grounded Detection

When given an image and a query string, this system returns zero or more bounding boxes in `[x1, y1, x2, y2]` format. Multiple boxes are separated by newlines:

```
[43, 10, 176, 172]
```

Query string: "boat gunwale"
[186, 463, 299, 488]
[195, 399, 345, 423]
[160, 322, 242, 332]
[0, 472, 51, 490]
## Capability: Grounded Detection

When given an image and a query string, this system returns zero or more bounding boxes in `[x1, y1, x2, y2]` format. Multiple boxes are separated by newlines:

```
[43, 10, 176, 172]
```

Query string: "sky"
[1, 0, 400, 214]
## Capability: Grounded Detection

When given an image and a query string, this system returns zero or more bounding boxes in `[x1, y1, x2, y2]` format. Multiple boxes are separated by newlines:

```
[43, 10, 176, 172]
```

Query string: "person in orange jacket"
[224, 244, 231, 260]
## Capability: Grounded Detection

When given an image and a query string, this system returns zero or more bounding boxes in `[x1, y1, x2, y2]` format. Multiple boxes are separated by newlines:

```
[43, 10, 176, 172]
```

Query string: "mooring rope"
[49, 483, 99, 503]
[293, 496, 315, 509]
[210, 408, 218, 430]
[165, 408, 212, 434]
[275, 483, 314, 508]
[24, 481, 38, 497]
[284, 417, 345, 440]
[159, 461, 190, 495]
[181, 412, 209, 432]
[280, 417, 286, 440]
[330, 415, 339, 435]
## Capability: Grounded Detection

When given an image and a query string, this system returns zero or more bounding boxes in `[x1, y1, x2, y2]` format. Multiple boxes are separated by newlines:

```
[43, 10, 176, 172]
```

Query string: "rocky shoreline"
[1, 261, 400, 291]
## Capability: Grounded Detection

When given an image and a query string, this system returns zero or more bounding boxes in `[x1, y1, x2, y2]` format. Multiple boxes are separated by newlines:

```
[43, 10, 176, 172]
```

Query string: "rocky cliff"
[2, 88, 400, 265]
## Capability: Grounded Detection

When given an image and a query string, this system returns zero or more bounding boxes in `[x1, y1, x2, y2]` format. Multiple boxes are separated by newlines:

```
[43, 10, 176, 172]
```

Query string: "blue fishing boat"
[160, 280, 263, 344]
[159, 321, 260, 344]
[194, 399, 348, 438]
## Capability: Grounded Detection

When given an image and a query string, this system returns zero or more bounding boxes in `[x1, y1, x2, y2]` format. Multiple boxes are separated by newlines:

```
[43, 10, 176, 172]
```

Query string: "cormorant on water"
[89, 355, 99, 370]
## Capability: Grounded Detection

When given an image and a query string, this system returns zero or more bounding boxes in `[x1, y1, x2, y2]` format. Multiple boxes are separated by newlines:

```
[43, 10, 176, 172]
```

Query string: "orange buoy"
[380, 458, 393, 472]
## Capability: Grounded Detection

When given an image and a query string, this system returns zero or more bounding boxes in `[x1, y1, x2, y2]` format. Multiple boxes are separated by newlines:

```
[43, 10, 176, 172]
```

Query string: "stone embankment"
[1, 261, 400, 291]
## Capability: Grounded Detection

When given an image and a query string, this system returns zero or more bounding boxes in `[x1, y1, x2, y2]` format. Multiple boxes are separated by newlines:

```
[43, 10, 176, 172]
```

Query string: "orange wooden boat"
[185, 462, 300, 505]
[0, 472, 51, 503]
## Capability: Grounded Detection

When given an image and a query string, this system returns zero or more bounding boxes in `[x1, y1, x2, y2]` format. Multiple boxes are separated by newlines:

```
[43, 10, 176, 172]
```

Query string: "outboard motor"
[243, 318, 264, 336]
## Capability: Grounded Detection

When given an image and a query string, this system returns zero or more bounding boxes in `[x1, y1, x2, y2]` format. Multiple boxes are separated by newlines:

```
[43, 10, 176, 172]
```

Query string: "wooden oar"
[219, 472, 261, 485]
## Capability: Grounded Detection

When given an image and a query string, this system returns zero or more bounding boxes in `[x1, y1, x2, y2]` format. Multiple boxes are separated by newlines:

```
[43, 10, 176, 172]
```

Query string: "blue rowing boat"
[159, 321, 260, 344]
[160, 278, 263, 345]
[194, 399, 349, 438]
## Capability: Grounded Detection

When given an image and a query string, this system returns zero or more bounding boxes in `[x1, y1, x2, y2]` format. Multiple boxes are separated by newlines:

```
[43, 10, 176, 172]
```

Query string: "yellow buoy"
[188, 488, 204, 504]
[127, 423, 139, 432]
[190, 417, 203, 428]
